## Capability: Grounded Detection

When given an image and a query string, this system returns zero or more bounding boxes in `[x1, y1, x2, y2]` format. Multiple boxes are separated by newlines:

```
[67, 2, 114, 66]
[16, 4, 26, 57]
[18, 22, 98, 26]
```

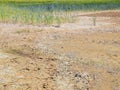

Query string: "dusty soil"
[0, 10, 120, 90]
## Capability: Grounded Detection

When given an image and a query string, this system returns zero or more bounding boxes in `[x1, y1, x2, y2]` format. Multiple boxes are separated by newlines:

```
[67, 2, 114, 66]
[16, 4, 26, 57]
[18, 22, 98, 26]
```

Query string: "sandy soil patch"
[0, 10, 120, 90]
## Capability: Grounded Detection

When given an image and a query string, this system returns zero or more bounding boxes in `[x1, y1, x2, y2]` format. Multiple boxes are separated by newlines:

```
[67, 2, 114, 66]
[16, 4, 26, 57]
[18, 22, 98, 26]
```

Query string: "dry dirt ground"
[0, 10, 120, 90]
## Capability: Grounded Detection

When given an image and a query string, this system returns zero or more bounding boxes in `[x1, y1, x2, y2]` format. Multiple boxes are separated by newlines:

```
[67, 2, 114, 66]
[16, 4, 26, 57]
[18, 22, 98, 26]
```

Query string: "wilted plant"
[93, 16, 96, 26]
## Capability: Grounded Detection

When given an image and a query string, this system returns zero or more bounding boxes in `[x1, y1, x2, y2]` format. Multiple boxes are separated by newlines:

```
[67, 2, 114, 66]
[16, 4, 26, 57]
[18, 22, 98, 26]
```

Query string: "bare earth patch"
[0, 10, 120, 90]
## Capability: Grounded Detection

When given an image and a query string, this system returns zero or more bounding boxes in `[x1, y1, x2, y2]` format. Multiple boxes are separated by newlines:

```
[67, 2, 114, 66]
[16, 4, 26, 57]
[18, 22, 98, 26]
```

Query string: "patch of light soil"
[0, 66, 16, 83]
[61, 17, 111, 30]
[0, 53, 9, 59]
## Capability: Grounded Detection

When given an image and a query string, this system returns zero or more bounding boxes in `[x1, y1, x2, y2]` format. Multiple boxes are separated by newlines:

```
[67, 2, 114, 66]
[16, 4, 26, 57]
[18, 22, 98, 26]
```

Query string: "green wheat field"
[0, 0, 120, 25]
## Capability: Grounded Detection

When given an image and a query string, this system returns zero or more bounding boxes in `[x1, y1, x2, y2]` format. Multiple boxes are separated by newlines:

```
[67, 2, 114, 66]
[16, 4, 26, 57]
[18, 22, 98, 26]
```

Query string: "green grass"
[1, 0, 120, 4]
[0, 0, 120, 25]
